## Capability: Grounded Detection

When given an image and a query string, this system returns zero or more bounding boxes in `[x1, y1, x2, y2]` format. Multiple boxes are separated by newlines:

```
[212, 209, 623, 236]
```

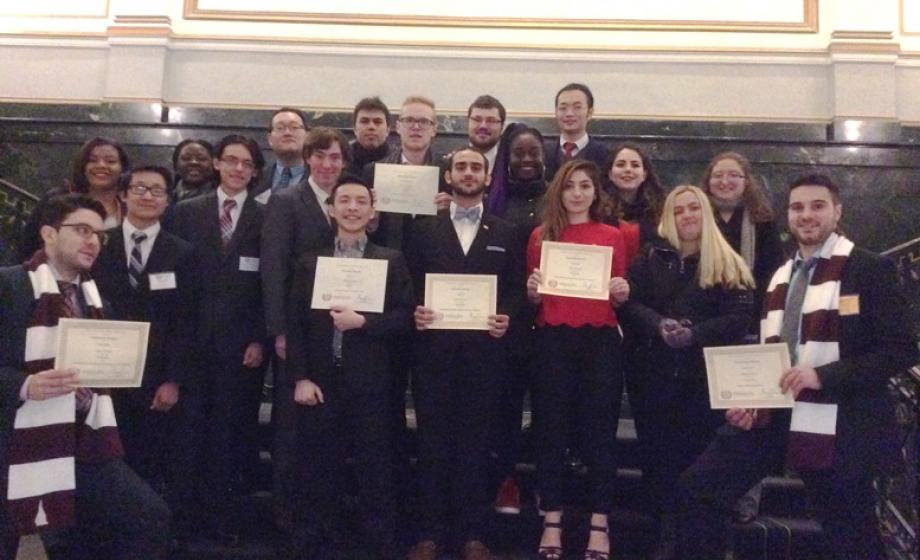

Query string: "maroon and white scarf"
[761, 233, 853, 471]
[5, 251, 123, 536]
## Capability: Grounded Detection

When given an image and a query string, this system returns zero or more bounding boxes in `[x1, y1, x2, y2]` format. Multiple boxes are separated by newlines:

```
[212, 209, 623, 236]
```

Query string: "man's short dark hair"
[121, 165, 175, 194]
[467, 94, 506, 124]
[789, 173, 840, 202]
[171, 139, 214, 171]
[214, 134, 266, 189]
[555, 82, 595, 109]
[352, 97, 391, 127]
[40, 194, 106, 229]
[447, 147, 490, 174]
[329, 173, 374, 203]
[269, 107, 308, 131]
[303, 127, 352, 163]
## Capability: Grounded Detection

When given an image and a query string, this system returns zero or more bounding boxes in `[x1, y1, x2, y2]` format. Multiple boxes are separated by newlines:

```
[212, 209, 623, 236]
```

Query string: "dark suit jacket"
[405, 211, 524, 360]
[285, 242, 414, 396]
[168, 191, 266, 360]
[543, 136, 609, 184]
[261, 181, 334, 337]
[92, 225, 198, 393]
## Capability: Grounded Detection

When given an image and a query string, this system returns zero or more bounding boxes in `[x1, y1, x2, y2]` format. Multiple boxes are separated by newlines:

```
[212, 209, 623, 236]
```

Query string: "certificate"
[54, 319, 150, 388]
[311, 256, 388, 313]
[424, 273, 497, 330]
[373, 163, 439, 215]
[537, 241, 612, 301]
[704, 343, 794, 409]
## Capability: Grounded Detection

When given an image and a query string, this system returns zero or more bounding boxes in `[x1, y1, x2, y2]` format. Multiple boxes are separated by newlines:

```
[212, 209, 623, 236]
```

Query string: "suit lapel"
[145, 230, 172, 273]
[199, 192, 224, 254]
[301, 184, 332, 235]
[436, 213, 466, 262]
[465, 215, 493, 261]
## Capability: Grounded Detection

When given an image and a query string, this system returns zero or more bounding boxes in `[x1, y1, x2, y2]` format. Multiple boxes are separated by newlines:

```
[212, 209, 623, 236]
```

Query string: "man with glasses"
[93, 165, 199, 535]
[466, 95, 505, 171]
[254, 107, 310, 203]
[0, 193, 170, 559]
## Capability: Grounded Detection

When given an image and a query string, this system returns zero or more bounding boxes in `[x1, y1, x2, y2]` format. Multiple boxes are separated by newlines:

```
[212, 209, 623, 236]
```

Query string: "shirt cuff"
[20, 375, 31, 401]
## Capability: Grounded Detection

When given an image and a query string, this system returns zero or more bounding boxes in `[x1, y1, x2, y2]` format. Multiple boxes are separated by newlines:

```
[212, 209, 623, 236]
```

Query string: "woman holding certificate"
[526, 159, 629, 560]
[620, 185, 754, 560]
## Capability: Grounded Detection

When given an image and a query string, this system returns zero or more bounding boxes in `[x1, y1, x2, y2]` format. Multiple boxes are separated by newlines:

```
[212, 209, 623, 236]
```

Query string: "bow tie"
[453, 206, 481, 223]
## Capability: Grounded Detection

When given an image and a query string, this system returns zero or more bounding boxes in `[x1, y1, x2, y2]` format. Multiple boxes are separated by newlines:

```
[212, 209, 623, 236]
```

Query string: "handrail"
[0, 178, 39, 202]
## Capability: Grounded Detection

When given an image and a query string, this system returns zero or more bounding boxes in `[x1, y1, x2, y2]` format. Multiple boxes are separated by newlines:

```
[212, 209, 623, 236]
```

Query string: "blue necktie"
[275, 167, 293, 192]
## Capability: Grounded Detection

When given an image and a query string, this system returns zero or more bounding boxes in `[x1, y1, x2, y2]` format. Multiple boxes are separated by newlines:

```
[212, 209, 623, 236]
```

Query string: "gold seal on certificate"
[54, 318, 150, 388]
[537, 241, 613, 301]
[424, 273, 497, 330]
[703, 343, 794, 409]
[311, 256, 389, 313]
[373, 163, 440, 216]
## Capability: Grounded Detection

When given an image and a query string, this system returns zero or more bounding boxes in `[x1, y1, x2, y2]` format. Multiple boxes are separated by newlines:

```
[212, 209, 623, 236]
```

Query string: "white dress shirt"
[450, 201, 483, 255]
[217, 187, 248, 233]
[121, 220, 160, 269]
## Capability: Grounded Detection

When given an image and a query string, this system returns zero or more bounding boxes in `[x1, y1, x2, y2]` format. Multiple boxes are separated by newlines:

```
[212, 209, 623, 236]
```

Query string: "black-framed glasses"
[58, 223, 109, 244]
[220, 156, 256, 171]
[397, 116, 435, 129]
[128, 184, 169, 198]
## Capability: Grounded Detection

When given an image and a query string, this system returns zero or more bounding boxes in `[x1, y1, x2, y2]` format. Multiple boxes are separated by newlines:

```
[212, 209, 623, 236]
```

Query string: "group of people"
[0, 82, 915, 560]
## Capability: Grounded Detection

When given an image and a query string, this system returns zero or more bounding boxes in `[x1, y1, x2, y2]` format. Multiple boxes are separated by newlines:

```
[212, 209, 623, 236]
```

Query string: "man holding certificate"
[0, 194, 169, 559]
[678, 175, 917, 560]
[407, 147, 522, 560]
[285, 175, 413, 560]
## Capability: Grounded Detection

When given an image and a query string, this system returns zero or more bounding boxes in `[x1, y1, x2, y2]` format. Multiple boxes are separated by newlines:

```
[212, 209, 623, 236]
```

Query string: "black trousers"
[292, 375, 395, 558]
[413, 338, 505, 545]
[678, 424, 887, 560]
[490, 344, 533, 485]
[532, 326, 624, 514]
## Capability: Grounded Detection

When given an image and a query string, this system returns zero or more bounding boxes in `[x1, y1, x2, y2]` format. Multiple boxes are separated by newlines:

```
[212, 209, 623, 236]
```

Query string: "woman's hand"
[527, 268, 543, 304]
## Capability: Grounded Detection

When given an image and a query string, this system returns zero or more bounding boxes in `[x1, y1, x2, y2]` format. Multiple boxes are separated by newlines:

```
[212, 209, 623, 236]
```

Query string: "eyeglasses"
[469, 116, 503, 127]
[220, 156, 256, 171]
[397, 117, 436, 129]
[271, 123, 306, 133]
[711, 172, 746, 182]
[128, 184, 169, 198]
[58, 223, 109, 245]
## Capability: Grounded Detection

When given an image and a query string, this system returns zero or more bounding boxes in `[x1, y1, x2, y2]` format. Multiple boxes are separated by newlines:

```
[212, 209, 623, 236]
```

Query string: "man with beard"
[253, 107, 309, 203]
[346, 97, 392, 176]
[466, 95, 505, 172]
[406, 147, 523, 560]
[677, 174, 917, 560]
[172, 139, 215, 202]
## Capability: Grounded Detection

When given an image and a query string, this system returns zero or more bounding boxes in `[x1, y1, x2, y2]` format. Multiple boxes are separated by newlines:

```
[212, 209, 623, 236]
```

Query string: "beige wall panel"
[0, 45, 108, 102]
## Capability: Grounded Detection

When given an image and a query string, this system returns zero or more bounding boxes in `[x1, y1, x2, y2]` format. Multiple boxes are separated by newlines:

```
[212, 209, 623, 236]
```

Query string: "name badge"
[239, 256, 260, 272]
[148, 272, 177, 291]
[839, 294, 860, 316]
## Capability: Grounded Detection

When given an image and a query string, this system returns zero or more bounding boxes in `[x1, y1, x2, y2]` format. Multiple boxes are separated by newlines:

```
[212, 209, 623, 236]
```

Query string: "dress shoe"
[494, 476, 521, 514]
[462, 540, 491, 560]
[408, 539, 438, 560]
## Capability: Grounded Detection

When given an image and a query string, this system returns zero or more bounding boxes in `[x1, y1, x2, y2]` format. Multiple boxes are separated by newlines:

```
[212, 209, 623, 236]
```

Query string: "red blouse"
[527, 221, 627, 328]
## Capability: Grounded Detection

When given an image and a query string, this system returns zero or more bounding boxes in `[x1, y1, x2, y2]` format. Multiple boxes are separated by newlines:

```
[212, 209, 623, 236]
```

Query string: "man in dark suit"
[92, 165, 198, 522]
[677, 174, 917, 560]
[347, 96, 392, 176]
[406, 147, 524, 560]
[260, 127, 343, 531]
[543, 83, 608, 183]
[252, 107, 309, 205]
[168, 134, 268, 543]
[285, 174, 413, 559]
[1, 194, 170, 559]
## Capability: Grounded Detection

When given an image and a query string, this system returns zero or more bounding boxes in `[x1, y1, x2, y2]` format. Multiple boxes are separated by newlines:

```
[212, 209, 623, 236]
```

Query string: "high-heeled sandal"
[537, 519, 563, 560]
[584, 524, 610, 560]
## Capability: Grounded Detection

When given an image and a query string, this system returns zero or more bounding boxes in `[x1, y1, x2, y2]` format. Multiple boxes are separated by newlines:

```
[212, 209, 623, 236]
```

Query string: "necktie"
[780, 257, 817, 364]
[58, 282, 81, 318]
[220, 199, 237, 248]
[563, 142, 578, 161]
[275, 167, 293, 192]
[453, 206, 481, 223]
[128, 231, 147, 290]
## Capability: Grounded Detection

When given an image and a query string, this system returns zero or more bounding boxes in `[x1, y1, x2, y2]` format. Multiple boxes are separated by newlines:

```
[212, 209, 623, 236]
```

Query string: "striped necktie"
[220, 199, 237, 248]
[128, 231, 147, 290]
[57, 281, 81, 318]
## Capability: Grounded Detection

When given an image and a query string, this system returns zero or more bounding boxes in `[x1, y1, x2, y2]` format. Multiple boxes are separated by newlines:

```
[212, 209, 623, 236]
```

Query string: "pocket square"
[486, 245, 506, 253]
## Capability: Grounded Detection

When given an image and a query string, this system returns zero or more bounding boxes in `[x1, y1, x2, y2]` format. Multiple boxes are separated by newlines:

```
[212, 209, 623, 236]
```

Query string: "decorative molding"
[182, 0, 818, 33]
[0, 0, 110, 19]
[831, 30, 894, 40]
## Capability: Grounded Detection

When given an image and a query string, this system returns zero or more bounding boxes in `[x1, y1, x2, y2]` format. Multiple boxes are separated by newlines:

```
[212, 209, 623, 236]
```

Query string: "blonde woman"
[620, 185, 754, 560]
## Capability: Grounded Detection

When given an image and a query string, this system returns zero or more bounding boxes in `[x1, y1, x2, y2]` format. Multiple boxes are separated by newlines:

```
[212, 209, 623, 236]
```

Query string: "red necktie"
[563, 142, 577, 161]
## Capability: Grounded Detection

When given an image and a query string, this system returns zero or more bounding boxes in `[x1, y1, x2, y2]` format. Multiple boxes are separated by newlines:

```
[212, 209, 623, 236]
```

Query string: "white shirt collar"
[559, 133, 589, 152]
[122, 219, 161, 243]
[217, 186, 248, 207]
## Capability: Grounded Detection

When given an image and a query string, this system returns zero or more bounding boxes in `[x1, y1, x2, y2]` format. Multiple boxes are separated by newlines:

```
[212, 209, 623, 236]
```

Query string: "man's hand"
[27, 368, 79, 401]
[434, 192, 453, 211]
[414, 306, 436, 331]
[726, 408, 758, 431]
[609, 276, 629, 305]
[294, 379, 324, 406]
[330, 306, 366, 332]
[526, 268, 543, 304]
[487, 314, 510, 339]
[150, 382, 180, 411]
[243, 342, 264, 368]
[779, 365, 821, 398]
[274, 334, 287, 361]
